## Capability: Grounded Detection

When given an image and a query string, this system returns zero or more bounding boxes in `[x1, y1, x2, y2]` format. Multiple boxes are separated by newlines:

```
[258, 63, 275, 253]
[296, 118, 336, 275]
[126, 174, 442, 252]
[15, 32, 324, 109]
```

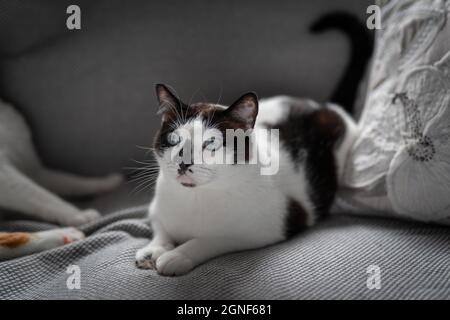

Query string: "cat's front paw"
[156, 251, 194, 276]
[135, 243, 173, 270]
[59, 209, 101, 226]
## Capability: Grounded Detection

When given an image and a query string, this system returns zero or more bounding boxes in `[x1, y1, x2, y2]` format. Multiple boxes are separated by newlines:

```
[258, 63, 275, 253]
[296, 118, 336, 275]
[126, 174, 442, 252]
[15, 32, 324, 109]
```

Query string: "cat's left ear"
[225, 92, 259, 129]
[155, 84, 186, 118]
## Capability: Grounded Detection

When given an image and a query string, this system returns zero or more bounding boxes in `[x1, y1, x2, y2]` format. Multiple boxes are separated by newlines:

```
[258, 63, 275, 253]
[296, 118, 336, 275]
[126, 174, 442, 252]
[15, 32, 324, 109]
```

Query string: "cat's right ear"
[155, 84, 184, 119]
[225, 92, 259, 129]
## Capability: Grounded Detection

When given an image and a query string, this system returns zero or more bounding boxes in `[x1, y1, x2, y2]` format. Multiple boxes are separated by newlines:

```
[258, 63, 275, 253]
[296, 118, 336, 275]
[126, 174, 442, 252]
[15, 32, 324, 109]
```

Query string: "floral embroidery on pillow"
[387, 51, 450, 221]
[392, 92, 436, 162]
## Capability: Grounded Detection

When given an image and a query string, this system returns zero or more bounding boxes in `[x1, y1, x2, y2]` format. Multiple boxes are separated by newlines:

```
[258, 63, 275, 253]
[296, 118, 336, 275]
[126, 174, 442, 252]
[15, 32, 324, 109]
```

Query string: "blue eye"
[167, 132, 181, 146]
[203, 137, 222, 151]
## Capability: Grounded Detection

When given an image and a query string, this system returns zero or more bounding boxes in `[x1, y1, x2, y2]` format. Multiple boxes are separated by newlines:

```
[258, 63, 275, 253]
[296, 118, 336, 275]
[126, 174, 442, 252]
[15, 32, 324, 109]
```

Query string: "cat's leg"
[0, 163, 100, 226]
[135, 220, 175, 269]
[155, 238, 246, 276]
[0, 228, 84, 260]
[33, 168, 123, 197]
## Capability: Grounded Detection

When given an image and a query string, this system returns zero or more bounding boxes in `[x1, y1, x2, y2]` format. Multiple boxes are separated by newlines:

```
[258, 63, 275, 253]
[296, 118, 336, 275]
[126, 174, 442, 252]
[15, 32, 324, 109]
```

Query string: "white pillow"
[337, 0, 450, 225]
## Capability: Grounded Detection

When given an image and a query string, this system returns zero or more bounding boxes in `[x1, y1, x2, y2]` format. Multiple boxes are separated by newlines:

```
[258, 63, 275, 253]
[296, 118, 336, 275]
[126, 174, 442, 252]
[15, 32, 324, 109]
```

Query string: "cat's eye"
[203, 137, 222, 151]
[167, 132, 181, 146]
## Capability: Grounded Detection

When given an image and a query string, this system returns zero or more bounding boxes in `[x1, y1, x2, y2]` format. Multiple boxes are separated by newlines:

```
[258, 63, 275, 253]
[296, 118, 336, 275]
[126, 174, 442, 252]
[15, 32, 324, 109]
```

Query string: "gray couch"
[0, 0, 449, 299]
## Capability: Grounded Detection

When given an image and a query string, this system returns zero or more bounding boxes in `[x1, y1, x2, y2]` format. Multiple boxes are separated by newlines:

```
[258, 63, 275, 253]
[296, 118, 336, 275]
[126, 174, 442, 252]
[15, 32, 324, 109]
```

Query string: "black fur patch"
[269, 100, 346, 235]
[284, 198, 308, 238]
[154, 96, 257, 164]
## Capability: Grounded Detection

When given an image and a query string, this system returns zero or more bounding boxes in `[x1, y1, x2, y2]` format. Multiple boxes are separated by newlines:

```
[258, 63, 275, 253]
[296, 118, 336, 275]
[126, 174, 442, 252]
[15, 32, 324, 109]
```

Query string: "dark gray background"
[0, 0, 370, 176]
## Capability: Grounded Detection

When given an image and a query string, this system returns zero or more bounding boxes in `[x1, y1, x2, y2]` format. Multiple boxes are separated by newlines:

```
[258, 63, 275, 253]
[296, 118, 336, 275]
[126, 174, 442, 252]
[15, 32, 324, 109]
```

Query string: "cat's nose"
[178, 162, 192, 175]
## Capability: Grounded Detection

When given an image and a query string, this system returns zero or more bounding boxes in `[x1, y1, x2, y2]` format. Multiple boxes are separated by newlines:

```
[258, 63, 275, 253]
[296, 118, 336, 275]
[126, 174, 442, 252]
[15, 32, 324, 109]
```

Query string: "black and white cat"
[135, 12, 372, 276]
[135, 85, 357, 276]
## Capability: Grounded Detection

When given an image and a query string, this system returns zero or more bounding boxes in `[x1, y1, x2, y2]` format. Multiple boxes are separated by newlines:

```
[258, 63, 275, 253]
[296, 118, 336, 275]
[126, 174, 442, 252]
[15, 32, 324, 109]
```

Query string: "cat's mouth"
[181, 182, 196, 187]
[176, 174, 196, 188]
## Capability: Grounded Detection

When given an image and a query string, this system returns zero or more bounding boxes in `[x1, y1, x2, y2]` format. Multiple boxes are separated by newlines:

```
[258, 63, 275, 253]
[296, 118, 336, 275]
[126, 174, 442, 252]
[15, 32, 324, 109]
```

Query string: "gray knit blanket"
[1, 204, 449, 299]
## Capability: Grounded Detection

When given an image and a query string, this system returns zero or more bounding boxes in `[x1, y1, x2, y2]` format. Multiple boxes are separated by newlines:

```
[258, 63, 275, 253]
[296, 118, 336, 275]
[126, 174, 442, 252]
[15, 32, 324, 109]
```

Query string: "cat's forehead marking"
[166, 103, 227, 128]
[162, 102, 226, 125]
[154, 101, 251, 155]
[188, 103, 226, 118]
[176, 118, 202, 132]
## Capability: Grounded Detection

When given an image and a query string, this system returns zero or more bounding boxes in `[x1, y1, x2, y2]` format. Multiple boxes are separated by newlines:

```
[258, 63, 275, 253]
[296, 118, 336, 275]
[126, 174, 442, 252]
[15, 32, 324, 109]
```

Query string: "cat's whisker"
[186, 88, 203, 118]
[129, 177, 153, 194]
[136, 145, 157, 157]
[215, 85, 223, 106]
[129, 176, 158, 195]
[127, 162, 158, 169]
[136, 145, 155, 150]
[128, 167, 159, 176]
[124, 166, 159, 173]
[128, 176, 158, 186]
[130, 159, 160, 167]
[129, 172, 159, 181]
[165, 101, 184, 127]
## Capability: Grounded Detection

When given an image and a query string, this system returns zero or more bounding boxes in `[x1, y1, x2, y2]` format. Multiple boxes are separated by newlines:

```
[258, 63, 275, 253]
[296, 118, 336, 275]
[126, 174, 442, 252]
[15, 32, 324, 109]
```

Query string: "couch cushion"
[0, 0, 369, 175]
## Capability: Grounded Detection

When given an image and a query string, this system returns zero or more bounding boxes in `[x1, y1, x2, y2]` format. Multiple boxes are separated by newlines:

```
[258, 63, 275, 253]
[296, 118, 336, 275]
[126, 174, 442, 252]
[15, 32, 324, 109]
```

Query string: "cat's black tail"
[310, 12, 374, 114]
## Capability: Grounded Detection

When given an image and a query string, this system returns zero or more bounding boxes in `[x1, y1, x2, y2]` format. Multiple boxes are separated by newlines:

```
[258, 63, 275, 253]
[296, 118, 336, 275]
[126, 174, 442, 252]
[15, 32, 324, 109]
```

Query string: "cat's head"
[153, 84, 258, 188]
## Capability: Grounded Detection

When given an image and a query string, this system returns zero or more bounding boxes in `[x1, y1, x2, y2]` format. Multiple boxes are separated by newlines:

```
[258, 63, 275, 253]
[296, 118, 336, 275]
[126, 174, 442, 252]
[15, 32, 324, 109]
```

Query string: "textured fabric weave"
[1, 206, 449, 300]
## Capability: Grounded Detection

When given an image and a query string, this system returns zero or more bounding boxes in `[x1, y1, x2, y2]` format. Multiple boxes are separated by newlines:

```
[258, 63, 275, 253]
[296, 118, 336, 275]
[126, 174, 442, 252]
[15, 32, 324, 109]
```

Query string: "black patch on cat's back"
[265, 100, 314, 167]
[284, 198, 308, 238]
[272, 100, 346, 232]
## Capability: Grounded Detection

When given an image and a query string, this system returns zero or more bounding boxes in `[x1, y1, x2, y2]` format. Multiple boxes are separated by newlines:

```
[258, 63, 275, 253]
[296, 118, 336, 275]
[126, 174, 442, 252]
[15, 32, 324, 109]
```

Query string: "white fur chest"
[150, 172, 287, 246]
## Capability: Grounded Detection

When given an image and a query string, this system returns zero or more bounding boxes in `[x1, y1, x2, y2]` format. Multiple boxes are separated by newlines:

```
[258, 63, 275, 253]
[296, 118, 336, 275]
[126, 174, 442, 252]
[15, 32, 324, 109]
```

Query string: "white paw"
[156, 251, 194, 276]
[38, 227, 85, 246]
[135, 243, 174, 270]
[56, 227, 85, 244]
[59, 209, 101, 226]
